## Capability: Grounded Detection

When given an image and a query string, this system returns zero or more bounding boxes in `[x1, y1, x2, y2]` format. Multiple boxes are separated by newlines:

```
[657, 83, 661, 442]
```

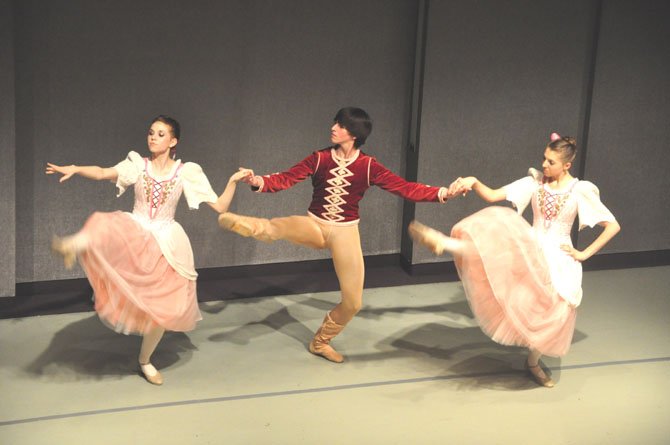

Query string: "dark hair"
[151, 115, 180, 158]
[548, 136, 577, 164]
[333, 107, 372, 148]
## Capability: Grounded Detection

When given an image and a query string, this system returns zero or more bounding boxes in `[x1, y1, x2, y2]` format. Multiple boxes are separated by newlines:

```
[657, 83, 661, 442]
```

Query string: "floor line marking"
[2, 356, 668, 427]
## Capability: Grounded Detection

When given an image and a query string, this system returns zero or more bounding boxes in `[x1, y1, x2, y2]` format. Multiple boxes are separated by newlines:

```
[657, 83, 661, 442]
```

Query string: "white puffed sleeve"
[181, 162, 218, 209]
[112, 151, 144, 197]
[503, 168, 542, 214]
[574, 181, 616, 230]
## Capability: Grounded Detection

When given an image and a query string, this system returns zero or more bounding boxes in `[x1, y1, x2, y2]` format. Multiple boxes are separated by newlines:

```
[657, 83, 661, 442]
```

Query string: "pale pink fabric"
[504, 170, 616, 307]
[451, 206, 576, 357]
[79, 211, 201, 335]
[114, 152, 218, 280]
[449, 168, 616, 357]
[67, 152, 217, 335]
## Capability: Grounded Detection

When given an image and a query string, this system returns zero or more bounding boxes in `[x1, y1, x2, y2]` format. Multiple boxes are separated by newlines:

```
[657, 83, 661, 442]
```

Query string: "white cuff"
[437, 187, 448, 203]
[252, 176, 265, 193]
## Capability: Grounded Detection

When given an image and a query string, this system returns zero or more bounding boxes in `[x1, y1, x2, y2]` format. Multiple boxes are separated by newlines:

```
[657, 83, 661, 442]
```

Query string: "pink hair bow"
[550, 132, 562, 142]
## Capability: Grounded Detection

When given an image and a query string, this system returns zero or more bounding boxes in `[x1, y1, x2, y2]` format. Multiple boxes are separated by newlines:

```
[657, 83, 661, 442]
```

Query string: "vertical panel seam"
[400, 0, 430, 267]
[574, 0, 603, 247]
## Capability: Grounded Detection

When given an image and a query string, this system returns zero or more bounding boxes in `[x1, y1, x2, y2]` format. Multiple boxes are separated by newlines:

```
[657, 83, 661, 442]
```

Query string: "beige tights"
[262, 216, 365, 325]
[139, 326, 165, 377]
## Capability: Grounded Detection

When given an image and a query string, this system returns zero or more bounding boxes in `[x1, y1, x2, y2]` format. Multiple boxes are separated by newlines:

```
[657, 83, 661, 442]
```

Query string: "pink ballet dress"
[451, 169, 616, 357]
[77, 151, 218, 335]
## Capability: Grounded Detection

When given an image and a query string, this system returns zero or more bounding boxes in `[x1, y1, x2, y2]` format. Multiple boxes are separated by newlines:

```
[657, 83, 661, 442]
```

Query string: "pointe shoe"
[526, 363, 555, 388]
[408, 220, 460, 256]
[309, 313, 345, 363]
[139, 363, 163, 385]
[218, 212, 273, 242]
[51, 236, 77, 270]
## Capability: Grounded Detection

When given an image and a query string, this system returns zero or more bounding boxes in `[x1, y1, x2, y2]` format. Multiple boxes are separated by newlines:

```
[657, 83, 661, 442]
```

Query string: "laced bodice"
[502, 168, 617, 306]
[530, 179, 579, 239]
[112, 151, 219, 280]
[132, 158, 184, 224]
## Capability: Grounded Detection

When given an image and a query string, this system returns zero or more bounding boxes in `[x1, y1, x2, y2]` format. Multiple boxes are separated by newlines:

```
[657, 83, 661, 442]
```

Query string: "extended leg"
[408, 220, 464, 256]
[219, 213, 327, 249]
[51, 233, 89, 269]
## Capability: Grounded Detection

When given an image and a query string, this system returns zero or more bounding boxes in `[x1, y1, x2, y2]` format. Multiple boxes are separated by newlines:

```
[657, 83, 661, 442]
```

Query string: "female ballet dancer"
[46, 115, 251, 385]
[218, 107, 454, 363]
[409, 133, 620, 387]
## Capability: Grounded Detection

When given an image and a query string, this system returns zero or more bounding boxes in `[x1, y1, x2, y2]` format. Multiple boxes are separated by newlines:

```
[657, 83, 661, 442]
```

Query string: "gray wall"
[577, 0, 670, 252]
[414, 0, 600, 263]
[1, 0, 16, 297]
[413, 0, 670, 264]
[3, 0, 669, 295]
[12, 0, 419, 285]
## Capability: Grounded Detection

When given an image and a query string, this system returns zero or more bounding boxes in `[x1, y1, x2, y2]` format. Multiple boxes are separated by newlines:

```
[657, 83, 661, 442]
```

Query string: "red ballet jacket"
[255, 147, 444, 225]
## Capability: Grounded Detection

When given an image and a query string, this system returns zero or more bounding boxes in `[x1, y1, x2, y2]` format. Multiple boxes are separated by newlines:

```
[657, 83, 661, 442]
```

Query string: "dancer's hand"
[449, 176, 477, 196]
[242, 174, 263, 188]
[230, 168, 254, 183]
[442, 186, 460, 200]
[560, 244, 589, 262]
[447, 177, 467, 196]
[45, 163, 77, 182]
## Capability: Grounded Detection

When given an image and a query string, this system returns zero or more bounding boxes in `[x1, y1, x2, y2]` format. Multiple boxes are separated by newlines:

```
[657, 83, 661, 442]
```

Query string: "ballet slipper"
[309, 313, 345, 363]
[218, 212, 274, 242]
[526, 362, 555, 388]
[139, 362, 163, 386]
[51, 236, 77, 270]
[408, 221, 462, 256]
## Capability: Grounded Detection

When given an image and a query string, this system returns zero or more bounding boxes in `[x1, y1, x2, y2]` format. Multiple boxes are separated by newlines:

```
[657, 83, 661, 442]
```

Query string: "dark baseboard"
[2, 254, 451, 319]
[2, 250, 668, 319]
[581, 249, 670, 271]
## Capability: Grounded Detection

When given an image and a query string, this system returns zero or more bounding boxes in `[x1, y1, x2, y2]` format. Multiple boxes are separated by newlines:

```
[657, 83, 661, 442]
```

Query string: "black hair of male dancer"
[333, 107, 372, 148]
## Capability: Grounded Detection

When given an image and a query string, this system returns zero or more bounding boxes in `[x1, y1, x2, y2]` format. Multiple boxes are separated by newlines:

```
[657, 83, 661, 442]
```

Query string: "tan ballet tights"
[262, 215, 365, 325]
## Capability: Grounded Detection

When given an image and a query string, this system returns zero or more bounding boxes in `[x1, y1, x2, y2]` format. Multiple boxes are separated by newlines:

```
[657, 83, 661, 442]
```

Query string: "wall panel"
[14, 0, 419, 282]
[579, 0, 670, 252]
[414, 0, 599, 264]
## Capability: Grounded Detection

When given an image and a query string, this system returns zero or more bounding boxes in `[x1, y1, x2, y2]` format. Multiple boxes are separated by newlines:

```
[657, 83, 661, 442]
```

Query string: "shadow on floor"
[352, 320, 583, 391]
[207, 299, 316, 348]
[25, 315, 197, 381]
[447, 353, 559, 391]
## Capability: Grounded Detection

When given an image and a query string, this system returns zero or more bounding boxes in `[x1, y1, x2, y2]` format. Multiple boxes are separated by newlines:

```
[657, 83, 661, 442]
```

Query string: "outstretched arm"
[207, 168, 254, 213]
[561, 220, 621, 262]
[450, 176, 506, 203]
[46, 163, 118, 183]
[240, 152, 318, 193]
[370, 159, 449, 203]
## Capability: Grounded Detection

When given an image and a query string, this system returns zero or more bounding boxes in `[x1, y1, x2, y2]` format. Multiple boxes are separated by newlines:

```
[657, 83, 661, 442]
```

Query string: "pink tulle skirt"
[451, 206, 576, 357]
[78, 211, 202, 335]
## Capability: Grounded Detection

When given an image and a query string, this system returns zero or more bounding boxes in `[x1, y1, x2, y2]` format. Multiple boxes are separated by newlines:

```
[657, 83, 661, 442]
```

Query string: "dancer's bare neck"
[335, 142, 357, 160]
[150, 152, 175, 176]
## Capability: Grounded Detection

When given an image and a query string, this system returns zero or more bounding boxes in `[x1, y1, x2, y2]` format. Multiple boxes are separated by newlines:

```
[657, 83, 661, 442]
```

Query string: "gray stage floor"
[1, 266, 668, 444]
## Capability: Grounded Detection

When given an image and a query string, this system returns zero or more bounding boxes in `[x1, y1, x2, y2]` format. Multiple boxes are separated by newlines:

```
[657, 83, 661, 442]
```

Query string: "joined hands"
[447, 176, 478, 197]
[230, 168, 254, 183]
[238, 168, 263, 188]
